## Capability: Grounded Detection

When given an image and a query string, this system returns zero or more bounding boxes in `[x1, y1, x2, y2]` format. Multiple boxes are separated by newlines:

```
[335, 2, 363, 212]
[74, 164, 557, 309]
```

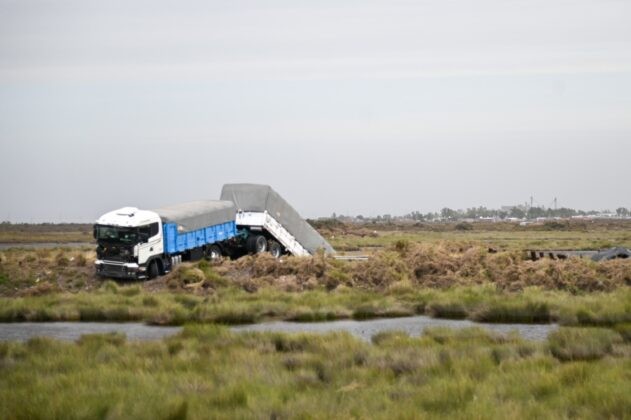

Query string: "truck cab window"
[138, 225, 151, 242]
[150, 222, 159, 237]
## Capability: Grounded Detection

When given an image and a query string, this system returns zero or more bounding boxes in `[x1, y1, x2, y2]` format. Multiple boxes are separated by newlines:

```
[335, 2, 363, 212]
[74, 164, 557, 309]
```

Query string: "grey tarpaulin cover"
[153, 200, 236, 232]
[221, 184, 335, 255]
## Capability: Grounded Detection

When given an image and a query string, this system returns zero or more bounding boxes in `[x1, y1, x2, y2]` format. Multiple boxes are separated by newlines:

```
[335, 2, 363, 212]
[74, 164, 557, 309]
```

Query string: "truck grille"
[98, 263, 128, 278]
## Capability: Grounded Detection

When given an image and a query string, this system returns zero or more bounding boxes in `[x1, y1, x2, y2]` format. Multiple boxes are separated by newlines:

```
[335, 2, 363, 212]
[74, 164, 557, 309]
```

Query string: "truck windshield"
[94, 225, 139, 244]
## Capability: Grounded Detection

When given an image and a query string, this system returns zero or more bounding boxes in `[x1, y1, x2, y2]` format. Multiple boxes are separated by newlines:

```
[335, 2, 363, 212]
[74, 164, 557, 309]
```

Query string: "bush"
[198, 263, 228, 288]
[613, 323, 631, 343]
[426, 301, 468, 319]
[74, 254, 87, 267]
[167, 265, 206, 289]
[454, 222, 473, 231]
[353, 251, 409, 290]
[55, 253, 69, 267]
[178, 267, 205, 284]
[392, 239, 411, 255]
[119, 286, 141, 297]
[142, 296, 160, 307]
[101, 280, 118, 293]
[471, 300, 552, 323]
[543, 221, 568, 231]
[548, 328, 622, 361]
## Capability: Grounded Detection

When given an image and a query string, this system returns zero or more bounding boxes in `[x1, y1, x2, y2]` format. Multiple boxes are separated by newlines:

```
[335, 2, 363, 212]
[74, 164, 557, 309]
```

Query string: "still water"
[0, 317, 557, 343]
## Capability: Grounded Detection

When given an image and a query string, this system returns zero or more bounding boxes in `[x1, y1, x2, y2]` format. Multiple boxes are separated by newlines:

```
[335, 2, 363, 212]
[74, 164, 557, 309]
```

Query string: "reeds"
[1, 326, 629, 419]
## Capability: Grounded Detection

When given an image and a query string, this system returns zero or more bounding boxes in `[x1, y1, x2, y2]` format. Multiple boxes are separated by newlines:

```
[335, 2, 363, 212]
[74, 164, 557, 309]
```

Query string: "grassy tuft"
[472, 300, 552, 323]
[548, 327, 622, 361]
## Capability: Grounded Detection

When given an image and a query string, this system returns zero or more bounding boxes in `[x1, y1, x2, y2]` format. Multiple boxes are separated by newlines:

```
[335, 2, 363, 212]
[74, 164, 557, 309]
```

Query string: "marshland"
[0, 221, 630, 418]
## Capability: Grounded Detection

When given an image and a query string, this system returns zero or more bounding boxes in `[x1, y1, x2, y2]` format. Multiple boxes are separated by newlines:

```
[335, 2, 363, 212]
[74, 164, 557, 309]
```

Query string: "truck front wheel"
[247, 234, 267, 254]
[147, 261, 159, 279]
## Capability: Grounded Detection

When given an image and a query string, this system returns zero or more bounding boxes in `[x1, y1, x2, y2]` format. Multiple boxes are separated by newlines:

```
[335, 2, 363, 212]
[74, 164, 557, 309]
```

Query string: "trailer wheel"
[207, 244, 222, 260]
[147, 261, 159, 279]
[268, 240, 282, 258]
[247, 234, 268, 254]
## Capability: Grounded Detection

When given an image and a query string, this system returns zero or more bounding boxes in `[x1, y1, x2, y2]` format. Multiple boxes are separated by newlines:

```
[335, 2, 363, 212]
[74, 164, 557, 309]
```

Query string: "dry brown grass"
[1, 241, 629, 297]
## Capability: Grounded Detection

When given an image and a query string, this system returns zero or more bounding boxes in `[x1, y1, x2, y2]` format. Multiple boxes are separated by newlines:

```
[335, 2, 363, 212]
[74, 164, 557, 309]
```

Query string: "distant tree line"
[330, 206, 630, 223]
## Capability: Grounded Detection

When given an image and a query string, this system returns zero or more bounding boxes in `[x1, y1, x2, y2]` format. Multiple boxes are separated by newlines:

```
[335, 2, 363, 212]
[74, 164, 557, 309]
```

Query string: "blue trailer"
[163, 220, 237, 254]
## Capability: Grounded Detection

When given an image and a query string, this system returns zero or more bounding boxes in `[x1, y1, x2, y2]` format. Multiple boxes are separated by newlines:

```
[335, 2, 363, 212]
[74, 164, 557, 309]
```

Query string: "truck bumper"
[95, 260, 147, 279]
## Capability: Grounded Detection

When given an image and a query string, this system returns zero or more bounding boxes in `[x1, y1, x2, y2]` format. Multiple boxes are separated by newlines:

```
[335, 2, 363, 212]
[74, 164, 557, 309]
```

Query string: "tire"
[247, 234, 268, 254]
[207, 244, 222, 260]
[268, 240, 282, 258]
[147, 261, 159, 279]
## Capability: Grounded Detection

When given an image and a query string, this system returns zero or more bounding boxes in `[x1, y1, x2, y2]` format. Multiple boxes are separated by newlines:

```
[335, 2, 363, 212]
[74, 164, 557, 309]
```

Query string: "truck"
[93, 183, 335, 280]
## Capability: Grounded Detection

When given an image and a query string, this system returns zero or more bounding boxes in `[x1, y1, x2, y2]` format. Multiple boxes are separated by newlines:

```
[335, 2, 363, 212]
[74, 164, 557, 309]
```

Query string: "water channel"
[0, 316, 558, 343]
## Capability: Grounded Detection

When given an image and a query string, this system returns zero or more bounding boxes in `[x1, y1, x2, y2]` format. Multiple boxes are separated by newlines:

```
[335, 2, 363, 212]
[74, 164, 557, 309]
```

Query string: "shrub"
[167, 265, 206, 289]
[426, 301, 468, 319]
[543, 221, 568, 231]
[74, 254, 87, 267]
[352, 251, 409, 290]
[454, 222, 473, 231]
[392, 239, 411, 255]
[55, 253, 69, 267]
[101, 280, 118, 293]
[178, 267, 205, 284]
[119, 286, 141, 297]
[548, 328, 622, 361]
[471, 300, 552, 323]
[613, 323, 631, 343]
[198, 264, 228, 288]
[324, 269, 350, 290]
[142, 296, 160, 307]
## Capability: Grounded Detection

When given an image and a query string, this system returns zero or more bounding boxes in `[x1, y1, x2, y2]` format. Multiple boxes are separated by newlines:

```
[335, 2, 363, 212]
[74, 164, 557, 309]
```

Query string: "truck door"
[138, 222, 164, 265]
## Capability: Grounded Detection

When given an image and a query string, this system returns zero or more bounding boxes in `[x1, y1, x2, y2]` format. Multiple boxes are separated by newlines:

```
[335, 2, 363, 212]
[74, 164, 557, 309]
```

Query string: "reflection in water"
[0, 322, 181, 342]
[232, 316, 557, 342]
[0, 317, 558, 343]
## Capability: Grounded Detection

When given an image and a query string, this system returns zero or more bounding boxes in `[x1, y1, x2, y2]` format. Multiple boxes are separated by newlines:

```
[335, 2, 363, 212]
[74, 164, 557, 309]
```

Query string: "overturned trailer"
[221, 183, 335, 256]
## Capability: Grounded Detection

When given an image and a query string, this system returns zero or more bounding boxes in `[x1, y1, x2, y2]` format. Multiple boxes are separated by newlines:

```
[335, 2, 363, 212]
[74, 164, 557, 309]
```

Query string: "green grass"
[0, 285, 628, 328]
[0, 325, 629, 419]
[548, 328, 623, 361]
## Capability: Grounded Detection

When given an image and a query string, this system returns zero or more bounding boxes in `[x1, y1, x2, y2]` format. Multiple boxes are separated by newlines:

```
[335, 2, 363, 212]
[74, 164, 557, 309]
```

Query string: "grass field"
[322, 220, 631, 252]
[0, 221, 629, 418]
[1, 325, 629, 419]
[0, 223, 92, 244]
[0, 284, 629, 328]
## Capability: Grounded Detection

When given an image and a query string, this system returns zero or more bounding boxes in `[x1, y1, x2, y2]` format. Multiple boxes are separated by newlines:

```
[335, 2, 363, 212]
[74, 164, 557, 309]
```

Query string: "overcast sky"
[1, 0, 630, 222]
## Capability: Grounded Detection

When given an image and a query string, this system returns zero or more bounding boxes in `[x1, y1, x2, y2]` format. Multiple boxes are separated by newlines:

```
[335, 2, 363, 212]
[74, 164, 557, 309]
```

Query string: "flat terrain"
[1, 325, 629, 419]
[319, 219, 631, 252]
[0, 220, 629, 419]
[0, 223, 92, 244]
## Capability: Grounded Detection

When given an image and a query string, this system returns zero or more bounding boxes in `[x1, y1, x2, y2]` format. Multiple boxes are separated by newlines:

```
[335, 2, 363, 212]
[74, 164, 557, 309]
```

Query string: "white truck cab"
[94, 207, 165, 279]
